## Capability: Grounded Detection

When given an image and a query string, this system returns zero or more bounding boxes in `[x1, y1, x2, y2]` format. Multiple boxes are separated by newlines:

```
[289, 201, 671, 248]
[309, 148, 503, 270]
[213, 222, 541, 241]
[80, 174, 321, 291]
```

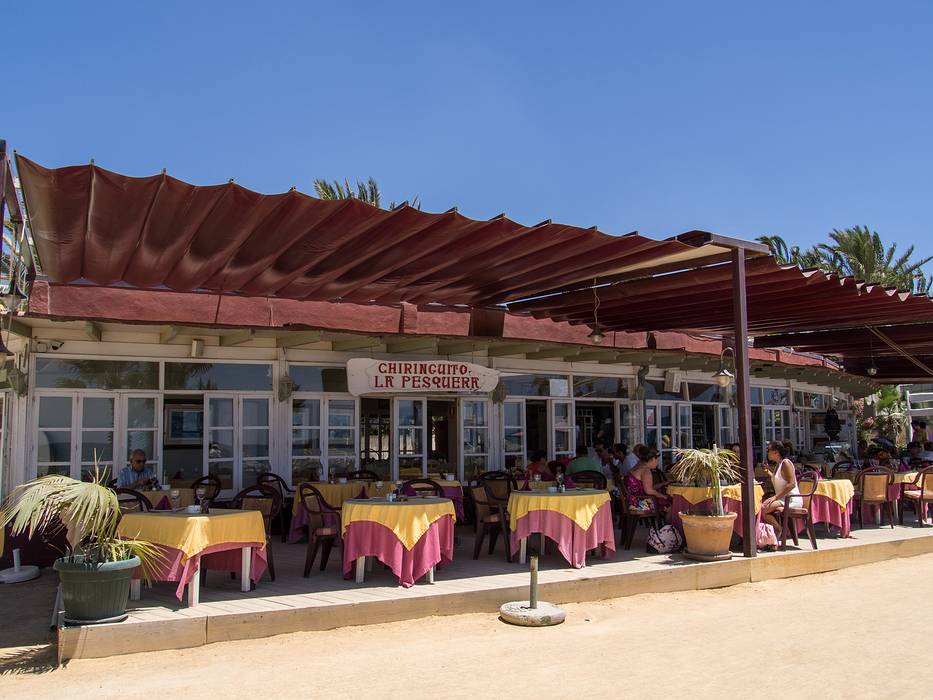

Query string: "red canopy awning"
[15, 155, 738, 306]
[509, 256, 933, 336]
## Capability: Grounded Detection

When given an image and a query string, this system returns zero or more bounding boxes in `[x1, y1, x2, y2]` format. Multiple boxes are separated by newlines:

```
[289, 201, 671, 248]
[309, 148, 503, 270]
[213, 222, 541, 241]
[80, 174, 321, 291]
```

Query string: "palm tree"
[313, 177, 420, 211]
[818, 226, 933, 294]
[758, 227, 932, 295]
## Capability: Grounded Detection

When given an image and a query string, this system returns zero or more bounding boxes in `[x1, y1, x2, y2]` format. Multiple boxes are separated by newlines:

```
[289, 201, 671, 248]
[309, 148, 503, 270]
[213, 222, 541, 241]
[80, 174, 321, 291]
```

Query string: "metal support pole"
[732, 248, 757, 558]
[529, 555, 538, 609]
[0, 140, 8, 233]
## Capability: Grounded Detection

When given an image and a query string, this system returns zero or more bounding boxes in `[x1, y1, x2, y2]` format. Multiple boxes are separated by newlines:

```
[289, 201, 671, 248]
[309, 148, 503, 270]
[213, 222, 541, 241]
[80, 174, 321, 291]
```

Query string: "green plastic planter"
[53, 555, 140, 624]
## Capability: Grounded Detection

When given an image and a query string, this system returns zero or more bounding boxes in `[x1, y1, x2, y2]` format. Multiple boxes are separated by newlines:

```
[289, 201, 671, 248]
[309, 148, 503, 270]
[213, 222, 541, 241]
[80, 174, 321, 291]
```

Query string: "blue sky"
[8, 2, 933, 260]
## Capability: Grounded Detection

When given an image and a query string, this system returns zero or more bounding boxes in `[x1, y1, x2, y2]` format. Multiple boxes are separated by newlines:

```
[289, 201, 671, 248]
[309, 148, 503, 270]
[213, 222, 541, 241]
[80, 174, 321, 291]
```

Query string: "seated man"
[566, 445, 601, 475]
[118, 449, 155, 489]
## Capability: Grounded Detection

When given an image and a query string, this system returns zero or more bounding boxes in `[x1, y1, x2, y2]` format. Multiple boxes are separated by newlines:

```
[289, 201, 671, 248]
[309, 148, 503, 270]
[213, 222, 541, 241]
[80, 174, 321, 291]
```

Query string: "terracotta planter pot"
[679, 512, 737, 561]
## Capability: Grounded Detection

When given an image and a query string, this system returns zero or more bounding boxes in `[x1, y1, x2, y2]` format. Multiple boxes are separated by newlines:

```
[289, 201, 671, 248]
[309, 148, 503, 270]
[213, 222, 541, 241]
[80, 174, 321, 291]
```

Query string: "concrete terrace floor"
[4, 512, 933, 665]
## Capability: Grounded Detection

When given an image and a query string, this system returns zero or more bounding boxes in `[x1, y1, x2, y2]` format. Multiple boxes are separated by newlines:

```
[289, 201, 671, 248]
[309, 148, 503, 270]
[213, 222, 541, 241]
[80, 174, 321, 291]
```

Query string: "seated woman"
[525, 450, 554, 480]
[623, 445, 671, 515]
[760, 440, 802, 539]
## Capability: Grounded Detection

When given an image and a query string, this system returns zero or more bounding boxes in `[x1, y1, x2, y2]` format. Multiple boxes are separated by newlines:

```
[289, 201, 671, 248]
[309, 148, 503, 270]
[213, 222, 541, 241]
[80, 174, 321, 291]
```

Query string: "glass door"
[503, 399, 525, 471]
[290, 396, 323, 485]
[204, 394, 236, 492]
[396, 397, 426, 479]
[240, 397, 271, 489]
[78, 396, 115, 481]
[676, 402, 692, 452]
[35, 394, 75, 478]
[325, 398, 358, 478]
[646, 401, 676, 469]
[460, 398, 490, 481]
[122, 394, 161, 482]
[551, 399, 575, 462]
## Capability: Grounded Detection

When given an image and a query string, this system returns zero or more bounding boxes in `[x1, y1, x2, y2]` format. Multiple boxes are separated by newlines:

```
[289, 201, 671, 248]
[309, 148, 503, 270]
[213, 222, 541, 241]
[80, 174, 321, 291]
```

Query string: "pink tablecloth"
[342, 515, 455, 588]
[138, 541, 268, 600]
[803, 495, 854, 537]
[858, 484, 901, 523]
[509, 501, 615, 568]
[670, 496, 757, 540]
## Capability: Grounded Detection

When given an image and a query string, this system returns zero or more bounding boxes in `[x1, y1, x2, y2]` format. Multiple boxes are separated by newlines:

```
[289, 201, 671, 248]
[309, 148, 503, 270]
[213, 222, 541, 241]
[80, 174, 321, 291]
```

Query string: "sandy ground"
[3, 554, 933, 699]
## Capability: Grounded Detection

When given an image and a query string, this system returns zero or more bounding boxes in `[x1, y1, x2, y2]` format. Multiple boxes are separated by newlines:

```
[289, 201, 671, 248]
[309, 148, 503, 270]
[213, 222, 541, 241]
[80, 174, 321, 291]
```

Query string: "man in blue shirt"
[118, 449, 155, 489]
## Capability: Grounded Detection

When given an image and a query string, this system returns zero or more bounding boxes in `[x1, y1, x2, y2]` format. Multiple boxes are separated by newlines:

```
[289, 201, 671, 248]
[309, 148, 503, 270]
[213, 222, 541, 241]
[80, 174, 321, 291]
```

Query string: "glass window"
[687, 383, 724, 403]
[503, 399, 525, 471]
[643, 380, 683, 401]
[35, 359, 158, 390]
[164, 363, 272, 391]
[287, 366, 348, 393]
[762, 388, 790, 406]
[327, 399, 357, 476]
[501, 374, 569, 397]
[573, 376, 630, 399]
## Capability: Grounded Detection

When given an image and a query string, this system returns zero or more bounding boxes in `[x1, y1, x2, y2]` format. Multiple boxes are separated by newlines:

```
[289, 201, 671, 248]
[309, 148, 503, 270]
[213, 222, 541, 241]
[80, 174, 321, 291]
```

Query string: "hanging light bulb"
[866, 332, 879, 377]
[588, 279, 605, 344]
[714, 346, 736, 387]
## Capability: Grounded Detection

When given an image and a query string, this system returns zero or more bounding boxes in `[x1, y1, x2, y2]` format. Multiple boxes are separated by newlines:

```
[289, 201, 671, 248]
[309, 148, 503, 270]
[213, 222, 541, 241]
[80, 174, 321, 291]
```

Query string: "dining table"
[667, 483, 764, 540]
[508, 488, 615, 568]
[341, 496, 456, 587]
[805, 479, 856, 537]
[116, 508, 268, 605]
[288, 480, 464, 543]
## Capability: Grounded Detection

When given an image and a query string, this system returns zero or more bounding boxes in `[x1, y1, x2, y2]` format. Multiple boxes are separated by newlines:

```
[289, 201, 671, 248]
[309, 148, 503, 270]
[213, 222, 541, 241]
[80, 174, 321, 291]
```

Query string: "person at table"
[619, 443, 640, 475]
[623, 446, 670, 514]
[912, 420, 930, 443]
[760, 441, 801, 539]
[118, 449, 155, 489]
[566, 445, 601, 475]
[526, 450, 555, 480]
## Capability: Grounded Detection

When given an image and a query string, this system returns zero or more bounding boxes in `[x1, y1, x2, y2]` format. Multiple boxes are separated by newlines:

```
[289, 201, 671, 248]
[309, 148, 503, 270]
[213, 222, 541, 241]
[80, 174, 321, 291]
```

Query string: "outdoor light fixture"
[587, 279, 605, 344]
[866, 333, 879, 377]
[714, 346, 736, 387]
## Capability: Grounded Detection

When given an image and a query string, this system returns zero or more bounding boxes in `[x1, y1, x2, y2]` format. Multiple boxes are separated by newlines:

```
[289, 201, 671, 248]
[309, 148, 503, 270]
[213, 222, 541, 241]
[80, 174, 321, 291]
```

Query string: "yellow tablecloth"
[893, 472, 919, 485]
[508, 489, 609, 532]
[667, 483, 764, 514]
[813, 479, 856, 509]
[293, 480, 463, 513]
[139, 488, 195, 508]
[116, 509, 267, 561]
[341, 497, 456, 550]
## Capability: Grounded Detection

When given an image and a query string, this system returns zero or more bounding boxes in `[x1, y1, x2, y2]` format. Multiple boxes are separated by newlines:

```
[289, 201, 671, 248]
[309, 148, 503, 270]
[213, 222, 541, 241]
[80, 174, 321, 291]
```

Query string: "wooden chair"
[402, 478, 445, 497]
[900, 466, 933, 527]
[854, 467, 895, 529]
[567, 470, 607, 490]
[473, 472, 516, 561]
[617, 475, 662, 550]
[257, 472, 295, 542]
[298, 483, 341, 576]
[347, 469, 380, 482]
[231, 484, 282, 581]
[779, 471, 819, 551]
[114, 488, 151, 513]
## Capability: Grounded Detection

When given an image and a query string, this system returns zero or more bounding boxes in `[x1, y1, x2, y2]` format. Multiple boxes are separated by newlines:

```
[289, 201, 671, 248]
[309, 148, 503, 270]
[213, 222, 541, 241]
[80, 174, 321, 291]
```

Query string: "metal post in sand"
[499, 555, 565, 626]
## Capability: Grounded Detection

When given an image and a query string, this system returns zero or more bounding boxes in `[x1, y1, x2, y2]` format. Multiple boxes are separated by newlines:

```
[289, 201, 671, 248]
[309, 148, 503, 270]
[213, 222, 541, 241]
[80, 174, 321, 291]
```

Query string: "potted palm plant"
[0, 461, 160, 625]
[670, 445, 741, 561]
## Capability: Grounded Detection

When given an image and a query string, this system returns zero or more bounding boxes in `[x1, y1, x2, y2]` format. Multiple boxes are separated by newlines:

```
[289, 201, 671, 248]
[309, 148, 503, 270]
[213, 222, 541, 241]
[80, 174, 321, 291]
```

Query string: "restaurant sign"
[346, 358, 499, 396]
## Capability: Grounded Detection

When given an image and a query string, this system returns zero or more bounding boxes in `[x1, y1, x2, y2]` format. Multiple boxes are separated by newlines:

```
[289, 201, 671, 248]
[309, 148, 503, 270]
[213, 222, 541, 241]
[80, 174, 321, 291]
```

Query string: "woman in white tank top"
[760, 441, 802, 539]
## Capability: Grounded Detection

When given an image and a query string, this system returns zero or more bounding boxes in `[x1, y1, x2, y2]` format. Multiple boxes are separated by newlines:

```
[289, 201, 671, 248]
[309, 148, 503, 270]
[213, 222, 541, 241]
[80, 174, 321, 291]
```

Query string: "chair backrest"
[479, 471, 515, 505]
[231, 484, 282, 533]
[856, 467, 893, 502]
[918, 466, 933, 498]
[348, 469, 380, 482]
[402, 478, 445, 497]
[257, 472, 292, 499]
[568, 470, 607, 490]
[190, 475, 222, 500]
[796, 471, 819, 509]
[298, 481, 340, 522]
[114, 488, 151, 513]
